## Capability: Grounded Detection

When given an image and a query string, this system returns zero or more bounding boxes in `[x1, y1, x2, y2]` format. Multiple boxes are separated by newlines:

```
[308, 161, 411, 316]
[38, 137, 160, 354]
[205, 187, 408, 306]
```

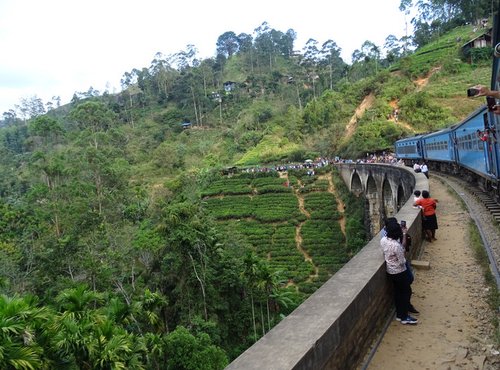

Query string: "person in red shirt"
[413, 190, 438, 242]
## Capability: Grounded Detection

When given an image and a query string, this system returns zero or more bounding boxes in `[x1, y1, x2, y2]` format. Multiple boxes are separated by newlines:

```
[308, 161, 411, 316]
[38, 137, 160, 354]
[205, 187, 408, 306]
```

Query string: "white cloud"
[0, 0, 410, 115]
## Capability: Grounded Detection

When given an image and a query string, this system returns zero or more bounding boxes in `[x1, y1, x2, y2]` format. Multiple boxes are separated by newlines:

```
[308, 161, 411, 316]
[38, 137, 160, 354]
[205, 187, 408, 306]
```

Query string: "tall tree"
[216, 31, 240, 58]
[69, 101, 117, 150]
[319, 40, 346, 90]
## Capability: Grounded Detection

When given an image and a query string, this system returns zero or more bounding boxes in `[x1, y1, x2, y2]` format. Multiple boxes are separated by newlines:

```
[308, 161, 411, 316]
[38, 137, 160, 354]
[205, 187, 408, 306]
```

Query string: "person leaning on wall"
[413, 190, 438, 243]
[380, 221, 419, 325]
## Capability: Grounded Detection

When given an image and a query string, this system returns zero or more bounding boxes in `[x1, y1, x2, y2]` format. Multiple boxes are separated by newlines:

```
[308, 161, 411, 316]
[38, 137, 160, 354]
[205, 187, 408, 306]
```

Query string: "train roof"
[396, 104, 488, 144]
[451, 104, 488, 130]
[395, 134, 426, 142]
[421, 126, 454, 138]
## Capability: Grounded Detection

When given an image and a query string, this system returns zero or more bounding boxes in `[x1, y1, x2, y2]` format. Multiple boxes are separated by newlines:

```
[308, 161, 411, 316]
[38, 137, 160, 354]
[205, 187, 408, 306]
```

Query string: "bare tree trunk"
[67, 264, 74, 280]
[191, 87, 199, 125]
[219, 100, 223, 125]
[329, 64, 333, 90]
[128, 93, 134, 128]
[131, 265, 135, 291]
[189, 253, 208, 321]
[95, 172, 103, 216]
[296, 84, 302, 110]
[260, 302, 265, 336]
[250, 293, 257, 341]
[267, 299, 271, 331]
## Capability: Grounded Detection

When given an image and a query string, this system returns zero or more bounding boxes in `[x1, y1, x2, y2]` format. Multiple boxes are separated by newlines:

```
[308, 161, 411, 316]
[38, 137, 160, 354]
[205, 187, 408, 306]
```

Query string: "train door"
[486, 111, 500, 177]
[489, 8, 500, 179]
[451, 131, 459, 162]
[482, 112, 496, 176]
[416, 140, 423, 158]
[448, 132, 456, 161]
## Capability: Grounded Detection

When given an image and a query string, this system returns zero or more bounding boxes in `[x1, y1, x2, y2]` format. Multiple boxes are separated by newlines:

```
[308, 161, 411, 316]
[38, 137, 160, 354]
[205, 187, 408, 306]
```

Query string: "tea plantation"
[201, 166, 366, 294]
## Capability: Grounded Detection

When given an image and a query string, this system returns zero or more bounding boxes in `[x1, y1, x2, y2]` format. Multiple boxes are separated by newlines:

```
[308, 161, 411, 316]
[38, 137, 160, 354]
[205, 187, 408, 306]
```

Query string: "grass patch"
[468, 221, 500, 345]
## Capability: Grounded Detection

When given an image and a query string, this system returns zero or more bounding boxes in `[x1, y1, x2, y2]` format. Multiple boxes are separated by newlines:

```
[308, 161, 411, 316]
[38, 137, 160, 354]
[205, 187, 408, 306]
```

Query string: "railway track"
[469, 187, 500, 224]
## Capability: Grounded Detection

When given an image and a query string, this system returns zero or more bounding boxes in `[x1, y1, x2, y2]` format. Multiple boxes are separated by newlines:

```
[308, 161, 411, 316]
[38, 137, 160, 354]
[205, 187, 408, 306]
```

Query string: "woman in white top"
[380, 222, 418, 325]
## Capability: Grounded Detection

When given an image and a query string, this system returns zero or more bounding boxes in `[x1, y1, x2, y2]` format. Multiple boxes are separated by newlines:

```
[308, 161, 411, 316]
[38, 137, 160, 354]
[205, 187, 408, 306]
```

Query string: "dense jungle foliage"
[0, 1, 497, 368]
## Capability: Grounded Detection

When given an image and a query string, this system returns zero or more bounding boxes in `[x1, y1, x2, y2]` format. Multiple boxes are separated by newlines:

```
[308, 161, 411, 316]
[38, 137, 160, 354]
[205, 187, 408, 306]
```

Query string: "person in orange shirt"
[413, 190, 438, 242]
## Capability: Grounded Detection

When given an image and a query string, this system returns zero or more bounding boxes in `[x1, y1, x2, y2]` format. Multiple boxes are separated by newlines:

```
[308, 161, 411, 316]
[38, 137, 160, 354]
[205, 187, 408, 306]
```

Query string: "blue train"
[395, 106, 499, 196]
[395, 13, 500, 201]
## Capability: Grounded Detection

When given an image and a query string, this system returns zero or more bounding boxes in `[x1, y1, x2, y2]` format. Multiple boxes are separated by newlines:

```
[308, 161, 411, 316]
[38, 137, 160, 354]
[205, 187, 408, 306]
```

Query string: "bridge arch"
[365, 175, 379, 235]
[382, 178, 394, 221]
[397, 184, 405, 211]
[350, 171, 363, 195]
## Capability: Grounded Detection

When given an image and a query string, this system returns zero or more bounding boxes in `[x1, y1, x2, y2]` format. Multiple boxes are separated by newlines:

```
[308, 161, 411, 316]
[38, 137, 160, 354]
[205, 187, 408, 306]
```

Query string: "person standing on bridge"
[413, 190, 438, 242]
[421, 162, 429, 178]
[381, 222, 418, 325]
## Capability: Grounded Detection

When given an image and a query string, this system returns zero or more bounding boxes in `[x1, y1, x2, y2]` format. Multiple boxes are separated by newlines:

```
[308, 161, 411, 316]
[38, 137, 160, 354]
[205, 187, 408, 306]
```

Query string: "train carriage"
[452, 107, 493, 178]
[421, 127, 455, 164]
[394, 135, 425, 163]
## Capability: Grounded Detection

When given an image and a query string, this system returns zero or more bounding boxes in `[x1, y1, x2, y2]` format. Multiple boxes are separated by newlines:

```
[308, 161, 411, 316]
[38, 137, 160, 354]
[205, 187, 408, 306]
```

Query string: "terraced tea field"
[202, 168, 365, 294]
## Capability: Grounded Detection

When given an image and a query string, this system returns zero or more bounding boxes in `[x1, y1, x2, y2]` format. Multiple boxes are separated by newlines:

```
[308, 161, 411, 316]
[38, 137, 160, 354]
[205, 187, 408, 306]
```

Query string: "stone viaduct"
[336, 163, 416, 236]
[226, 163, 428, 370]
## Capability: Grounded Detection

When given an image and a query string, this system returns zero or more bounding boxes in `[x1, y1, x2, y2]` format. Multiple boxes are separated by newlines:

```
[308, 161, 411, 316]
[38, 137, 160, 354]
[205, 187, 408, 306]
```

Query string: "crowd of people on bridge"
[225, 151, 423, 180]
[238, 157, 333, 175]
[334, 152, 401, 165]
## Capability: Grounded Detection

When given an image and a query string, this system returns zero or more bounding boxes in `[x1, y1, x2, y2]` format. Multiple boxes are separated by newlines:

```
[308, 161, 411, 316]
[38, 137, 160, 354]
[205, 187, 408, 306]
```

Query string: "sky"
[0, 0, 413, 116]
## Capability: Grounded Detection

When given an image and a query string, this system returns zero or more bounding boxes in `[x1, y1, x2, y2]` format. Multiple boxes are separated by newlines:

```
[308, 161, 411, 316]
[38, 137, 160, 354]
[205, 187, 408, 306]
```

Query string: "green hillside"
[0, 10, 497, 368]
